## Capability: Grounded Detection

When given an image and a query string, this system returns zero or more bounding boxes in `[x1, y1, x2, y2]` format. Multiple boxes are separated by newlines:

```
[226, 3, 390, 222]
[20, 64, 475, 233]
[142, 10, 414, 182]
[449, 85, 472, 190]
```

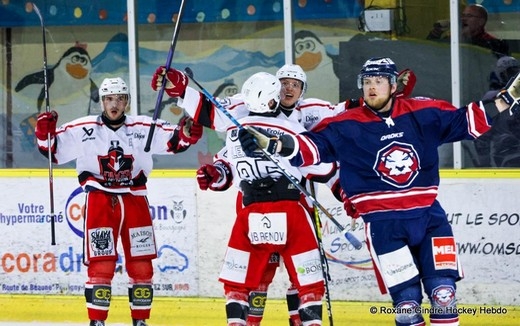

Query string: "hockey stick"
[309, 182, 334, 325]
[144, 0, 186, 152]
[33, 3, 56, 245]
[184, 67, 362, 250]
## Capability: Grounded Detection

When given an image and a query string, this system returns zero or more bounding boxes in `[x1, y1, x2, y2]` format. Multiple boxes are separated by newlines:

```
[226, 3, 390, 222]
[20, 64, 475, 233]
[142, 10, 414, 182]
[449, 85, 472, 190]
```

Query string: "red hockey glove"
[178, 115, 203, 144]
[35, 111, 58, 141]
[196, 164, 221, 190]
[395, 69, 416, 98]
[151, 66, 188, 98]
[196, 160, 232, 191]
[339, 188, 360, 219]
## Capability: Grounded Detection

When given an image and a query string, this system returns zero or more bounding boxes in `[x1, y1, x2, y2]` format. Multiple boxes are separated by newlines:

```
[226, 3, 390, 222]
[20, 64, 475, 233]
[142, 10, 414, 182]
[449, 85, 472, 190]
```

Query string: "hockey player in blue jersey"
[238, 57, 520, 326]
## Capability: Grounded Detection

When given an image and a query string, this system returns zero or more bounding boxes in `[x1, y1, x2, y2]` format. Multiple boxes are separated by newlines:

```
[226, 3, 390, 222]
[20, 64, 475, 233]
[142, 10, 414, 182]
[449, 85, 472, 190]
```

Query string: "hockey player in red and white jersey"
[198, 72, 335, 325]
[153, 64, 341, 325]
[169, 66, 346, 133]
[35, 77, 203, 326]
[239, 57, 520, 326]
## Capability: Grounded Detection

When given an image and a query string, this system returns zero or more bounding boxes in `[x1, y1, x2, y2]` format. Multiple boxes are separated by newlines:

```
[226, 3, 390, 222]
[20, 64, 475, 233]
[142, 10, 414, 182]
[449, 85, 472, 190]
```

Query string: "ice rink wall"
[0, 169, 519, 305]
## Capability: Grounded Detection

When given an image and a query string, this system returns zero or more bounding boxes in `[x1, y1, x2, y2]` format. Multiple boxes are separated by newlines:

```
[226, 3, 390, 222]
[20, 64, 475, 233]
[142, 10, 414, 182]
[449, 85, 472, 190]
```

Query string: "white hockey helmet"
[99, 77, 129, 97]
[241, 72, 281, 113]
[99, 77, 130, 111]
[276, 64, 307, 94]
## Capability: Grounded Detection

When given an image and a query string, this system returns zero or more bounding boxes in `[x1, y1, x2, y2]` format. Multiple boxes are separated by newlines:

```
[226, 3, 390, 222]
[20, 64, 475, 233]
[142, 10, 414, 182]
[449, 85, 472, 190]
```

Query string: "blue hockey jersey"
[289, 97, 492, 221]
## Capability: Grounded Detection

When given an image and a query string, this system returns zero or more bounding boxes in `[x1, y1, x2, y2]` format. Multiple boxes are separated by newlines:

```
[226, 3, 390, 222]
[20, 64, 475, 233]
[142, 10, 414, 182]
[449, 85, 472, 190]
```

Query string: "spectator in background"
[474, 56, 520, 167]
[487, 56, 520, 95]
[427, 4, 510, 58]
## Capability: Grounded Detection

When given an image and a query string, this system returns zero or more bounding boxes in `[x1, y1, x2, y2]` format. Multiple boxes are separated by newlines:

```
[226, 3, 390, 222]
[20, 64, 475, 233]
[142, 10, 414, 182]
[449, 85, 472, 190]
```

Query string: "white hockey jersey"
[178, 85, 347, 133]
[37, 115, 191, 195]
[220, 114, 336, 188]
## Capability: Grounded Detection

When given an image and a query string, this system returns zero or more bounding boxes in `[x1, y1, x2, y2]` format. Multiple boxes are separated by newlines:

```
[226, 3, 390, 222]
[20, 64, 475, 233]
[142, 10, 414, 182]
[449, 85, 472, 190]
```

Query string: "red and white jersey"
[37, 115, 190, 196]
[220, 114, 336, 187]
[178, 85, 347, 132]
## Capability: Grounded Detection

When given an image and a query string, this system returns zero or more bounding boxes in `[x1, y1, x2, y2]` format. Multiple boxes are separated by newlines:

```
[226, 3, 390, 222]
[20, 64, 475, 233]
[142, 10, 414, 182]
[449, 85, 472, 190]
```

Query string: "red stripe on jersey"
[466, 102, 491, 138]
[350, 186, 438, 215]
[430, 317, 459, 325]
[56, 120, 102, 135]
[296, 135, 320, 165]
[297, 101, 334, 111]
[312, 106, 381, 132]
[365, 222, 388, 294]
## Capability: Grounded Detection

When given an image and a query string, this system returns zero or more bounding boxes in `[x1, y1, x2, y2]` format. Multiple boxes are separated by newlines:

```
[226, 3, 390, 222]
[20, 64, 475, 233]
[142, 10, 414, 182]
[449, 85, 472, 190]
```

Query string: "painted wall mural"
[1, 1, 517, 168]
[4, 22, 355, 168]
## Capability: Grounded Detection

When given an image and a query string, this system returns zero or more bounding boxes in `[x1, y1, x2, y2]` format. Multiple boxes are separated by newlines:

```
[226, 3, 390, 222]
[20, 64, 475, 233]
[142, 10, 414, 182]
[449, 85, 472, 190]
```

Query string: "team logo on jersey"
[98, 140, 133, 185]
[230, 128, 239, 141]
[374, 141, 419, 188]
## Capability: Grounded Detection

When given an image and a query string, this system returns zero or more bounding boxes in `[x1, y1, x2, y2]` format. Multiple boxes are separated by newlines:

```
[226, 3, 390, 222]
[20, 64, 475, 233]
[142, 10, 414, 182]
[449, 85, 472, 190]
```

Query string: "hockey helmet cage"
[241, 72, 281, 113]
[357, 57, 398, 89]
[276, 64, 307, 94]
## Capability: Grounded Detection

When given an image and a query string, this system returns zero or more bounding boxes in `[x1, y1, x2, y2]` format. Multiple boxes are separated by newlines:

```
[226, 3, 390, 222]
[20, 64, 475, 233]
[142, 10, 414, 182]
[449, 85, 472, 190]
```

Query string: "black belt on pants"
[240, 177, 301, 206]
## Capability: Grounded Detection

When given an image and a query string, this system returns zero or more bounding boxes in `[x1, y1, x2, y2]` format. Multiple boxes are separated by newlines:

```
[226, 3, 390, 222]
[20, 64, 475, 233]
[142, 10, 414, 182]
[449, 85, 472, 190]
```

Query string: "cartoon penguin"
[294, 30, 341, 102]
[16, 45, 99, 123]
[213, 79, 239, 98]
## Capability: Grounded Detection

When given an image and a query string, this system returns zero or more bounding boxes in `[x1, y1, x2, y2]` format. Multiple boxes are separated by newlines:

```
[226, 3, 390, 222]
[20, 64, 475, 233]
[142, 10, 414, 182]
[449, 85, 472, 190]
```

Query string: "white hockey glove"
[238, 126, 279, 157]
[496, 72, 520, 115]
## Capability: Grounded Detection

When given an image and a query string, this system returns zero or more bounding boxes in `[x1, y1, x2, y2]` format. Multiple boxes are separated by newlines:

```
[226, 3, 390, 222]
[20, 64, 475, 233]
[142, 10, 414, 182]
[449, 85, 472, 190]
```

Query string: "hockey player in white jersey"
[35, 76, 203, 326]
[197, 72, 335, 325]
[153, 64, 341, 325]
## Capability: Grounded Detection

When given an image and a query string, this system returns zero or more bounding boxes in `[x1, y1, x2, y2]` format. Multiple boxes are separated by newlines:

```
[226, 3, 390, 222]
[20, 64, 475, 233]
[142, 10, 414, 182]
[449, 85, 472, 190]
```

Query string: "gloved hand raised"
[196, 164, 220, 190]
[238, 126, 279, 157]
[396, 69, 416, 98]
[151, 66, 188, 98]
[497, 72, 520, 115]
[178, 115, 203, 144]
[35, 111, 58, 141]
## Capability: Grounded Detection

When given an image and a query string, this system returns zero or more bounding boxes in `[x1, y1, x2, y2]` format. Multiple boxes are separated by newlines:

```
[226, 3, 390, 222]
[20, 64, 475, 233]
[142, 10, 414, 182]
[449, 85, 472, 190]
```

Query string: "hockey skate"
[89, 321, 105, 326]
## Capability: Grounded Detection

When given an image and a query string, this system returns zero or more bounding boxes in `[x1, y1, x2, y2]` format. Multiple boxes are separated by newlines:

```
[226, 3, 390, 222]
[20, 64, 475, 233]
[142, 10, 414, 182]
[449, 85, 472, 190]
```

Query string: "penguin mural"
[16, 45, 99, 149]
[294, 30, 341, 102]
[213, 80, 239, 98]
